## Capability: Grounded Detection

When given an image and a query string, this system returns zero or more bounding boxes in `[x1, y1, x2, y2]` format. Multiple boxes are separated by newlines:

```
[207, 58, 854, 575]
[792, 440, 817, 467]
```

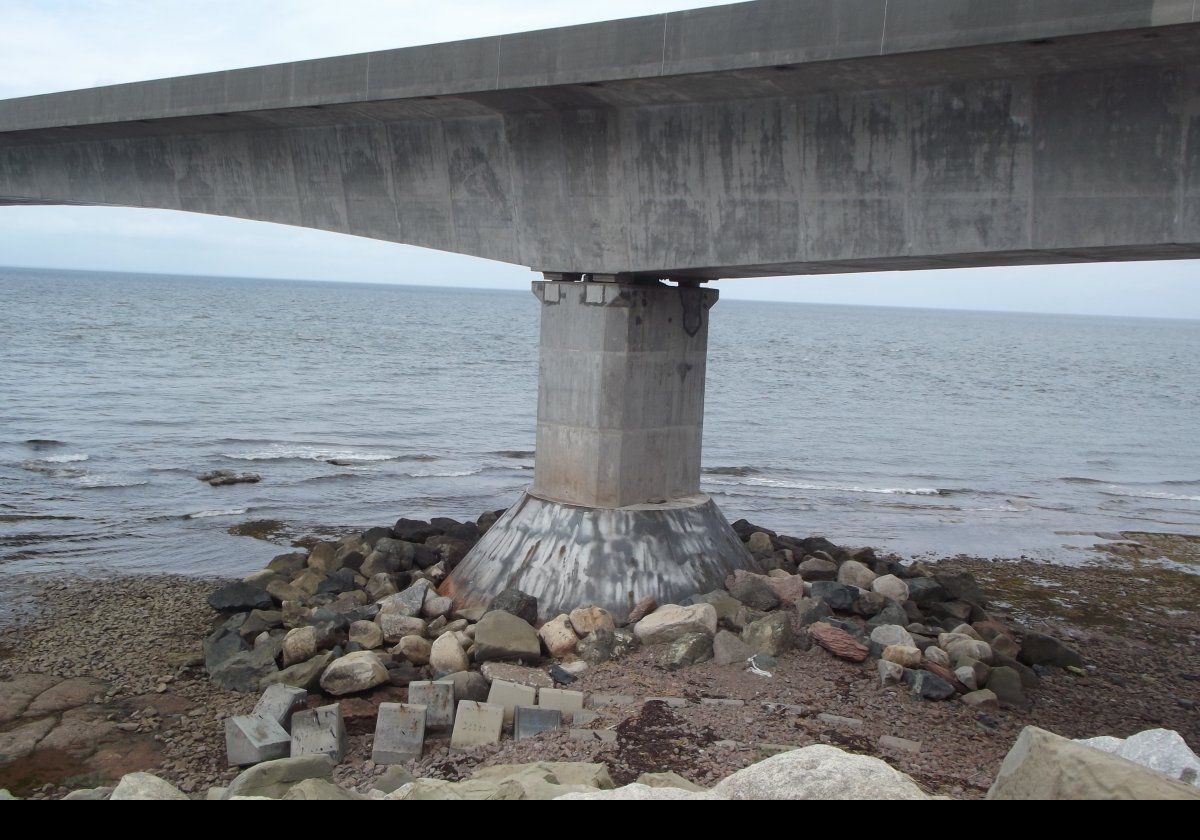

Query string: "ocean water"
[2, 266, 1198, 580]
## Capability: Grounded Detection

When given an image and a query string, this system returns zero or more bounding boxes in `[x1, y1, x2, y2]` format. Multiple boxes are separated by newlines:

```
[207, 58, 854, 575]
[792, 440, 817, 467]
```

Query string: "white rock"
[538, 614, 579, 658]
[923, 646, 950, 667]
[110, 772, 189, 801]
[871, 574, 909, 603]
[712, 745, 929, 800]
[429, 632, 470, 675]
[555, 783, 707, 800]
[836, 560, 877, 590]
[954, 665, 979, 691]
[945, 638, 993, 666]
[1076, 729, 1200, 787]
[633, 604, 717, 646]
[869, 624, 914, 649]
[319, 651, 389, 696]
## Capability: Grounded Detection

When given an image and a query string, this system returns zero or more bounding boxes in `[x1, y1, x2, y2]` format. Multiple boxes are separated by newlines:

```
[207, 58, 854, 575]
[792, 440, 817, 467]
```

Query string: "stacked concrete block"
[487, 678, 536, 728]
[290, 703, 347, 762]
[225, 715, 291, 767]
[407, 679, 455, 729]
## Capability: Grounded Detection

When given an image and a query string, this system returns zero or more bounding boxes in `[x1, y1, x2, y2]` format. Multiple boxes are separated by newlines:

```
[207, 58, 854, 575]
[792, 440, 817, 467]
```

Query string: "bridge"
[3, 0, 1197, 618]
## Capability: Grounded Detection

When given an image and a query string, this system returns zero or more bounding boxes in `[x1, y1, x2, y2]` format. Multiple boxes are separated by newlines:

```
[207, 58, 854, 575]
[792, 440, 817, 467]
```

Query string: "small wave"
[1060, 476, 1106, 485]
[403, 468, 483, 478]
[1100, 487, 1200, 503]
[492, 450, 534, 460]
[19, 461, 87, 478]
[23, 439, 66, 448]
[704, 466, 761, 477]
[704, 476, 946, 496]
[186, 508, 248, 519]
[33, 453, 88, 464]
[76, 475, 149, 488]
[222, 444, 403, 463]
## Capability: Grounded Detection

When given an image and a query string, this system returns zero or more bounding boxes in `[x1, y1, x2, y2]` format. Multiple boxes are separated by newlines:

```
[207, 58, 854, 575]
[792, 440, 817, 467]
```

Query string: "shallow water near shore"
[2, 266, 1199, 581]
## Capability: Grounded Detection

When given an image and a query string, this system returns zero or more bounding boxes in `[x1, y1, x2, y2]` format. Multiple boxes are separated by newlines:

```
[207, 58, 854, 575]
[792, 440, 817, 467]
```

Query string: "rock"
[225, 754, 336, 799]
[1075, 729, 1200, 786]
[933, 570, 988, 606]
[568, 606, 615, 636]
[797, 556, 838, 581]
[488, 587, 539, 625]
[852, 591, 886, 617]
[746, 531, 774, 555]
[688, 590, 742, 622]
[377, 610, 427, 644]
[960, 689, 999, 710]
[282, 779, 361, 800]
[741, 612, 794, 656]
[348, 619, 384, 650]
[61, 786, 111, 800]
[392, 518, 441, 542]
[110, 772, 189, 801]
[364, 573, 399, 602]
[713, 629, 755, 666]
[478, 662, 554, 688]
[923, 646, 950, 667]
[906, 669, 955, 701]
[210, 646, 279, 693]
[728, 575, 780, 612]
[633, 603, 717, 646]
[990, 633, 1020, 660]
[955, 666, 979, 691]
[307, 542, 338, 575]
[985, 665, 1027, 708]
[871, 574, 909, 603]
[1019, 630, 1083, 669]
[319, 651, 389, 696]
[636, 771, 707, 792]
[422, 595, 454, 620]
[882, 645, 922, 668]
[538, 614, 579, 657]
[473, 610, 541, 662]
[444, 670, 490, 703]
[795, 597, 833, 626]
[987, 727, 1200, 800]
[809, 581, 857, 612]
[764, 574, 806, 607]
[372, 765, 416, 794]
[379, 580, 430, 615]
[626, 596, 657, 624]
[262, 651, 335, 692]
[661, 632, 714, 669]
[869, 624, 914, 649]
[837, 559, 877, 590]
[207, 581, 272, 613]
[396, 635, 433, 666]
[809, 622, 869, 663]
[430, 633, 471, 676]
[282, 626, 322, 668]
[906, 577, 946, 605]
[713, 745, 928, 800]
[199, 469, 261, 487]
[0, 717, 57, 763]
[555, 783, 700, 800]
[878, 659, 905, 686]
[945, 638, 993, 666]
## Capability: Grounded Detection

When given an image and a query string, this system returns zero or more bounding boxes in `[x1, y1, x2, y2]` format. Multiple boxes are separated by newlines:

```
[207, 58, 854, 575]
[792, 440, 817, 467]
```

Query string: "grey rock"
[319, 651, 389, 695]
[208, 581, 272, 613]
[742, 612, 794, 657]
[1018, 630, 1083, 669]
[713, 629, 755, 666]
[661, 632, 714, 669]
[809, 581, 857, 612]
[906, 577, 947, 606]
[906, 669, 955, 701]
[985, 666, 1028, 709]
[225, 754, 336, 800]
[727, 575, 780, 612]
[110, 772, 189, 801]
[487, 587, 539, 625]
[794, 597, 833, 627]
[211, 645, 279, 693]
[261, 651, 334, 692]
[473, 610, 541, 663]
[797, 556, 838, 581]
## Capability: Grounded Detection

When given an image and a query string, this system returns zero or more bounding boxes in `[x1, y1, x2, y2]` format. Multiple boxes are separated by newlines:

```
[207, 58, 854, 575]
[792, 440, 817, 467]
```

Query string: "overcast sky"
[0, 0, 1196, 318]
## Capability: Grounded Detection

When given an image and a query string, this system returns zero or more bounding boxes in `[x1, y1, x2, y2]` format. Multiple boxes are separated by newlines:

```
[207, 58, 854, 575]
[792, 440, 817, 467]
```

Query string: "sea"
[2, 266, 1198, 581]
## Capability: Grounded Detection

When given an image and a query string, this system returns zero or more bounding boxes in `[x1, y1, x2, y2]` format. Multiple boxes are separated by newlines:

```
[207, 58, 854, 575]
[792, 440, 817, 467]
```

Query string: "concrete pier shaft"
[442, 279, 754, 621]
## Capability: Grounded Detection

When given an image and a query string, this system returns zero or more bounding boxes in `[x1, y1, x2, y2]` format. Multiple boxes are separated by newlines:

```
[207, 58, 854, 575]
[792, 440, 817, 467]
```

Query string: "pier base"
[441, 278, 754, 620]
[442, 491, 752, 621]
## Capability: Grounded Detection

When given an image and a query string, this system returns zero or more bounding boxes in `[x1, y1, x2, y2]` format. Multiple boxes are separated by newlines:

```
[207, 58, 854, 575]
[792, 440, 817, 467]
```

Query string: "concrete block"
[290, 703, 347, 762]
[574, 709, 600, 726]
[252, 684, 308, 730]
[449, 701, 504, 751]
[372, 703, 426, 764]
[407, 679, 455, 729]
[537, 687, 584, 719]
[589, 693, 635, 708]
[514, 705, 562, 741]
[225, 715, 291, 767]
[487, 678, 536, 728]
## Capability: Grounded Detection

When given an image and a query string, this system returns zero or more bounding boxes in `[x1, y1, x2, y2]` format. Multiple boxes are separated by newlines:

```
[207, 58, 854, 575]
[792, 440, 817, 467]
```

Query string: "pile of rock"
[201, 512, 1085, 720]
[197, 470, 261, 486]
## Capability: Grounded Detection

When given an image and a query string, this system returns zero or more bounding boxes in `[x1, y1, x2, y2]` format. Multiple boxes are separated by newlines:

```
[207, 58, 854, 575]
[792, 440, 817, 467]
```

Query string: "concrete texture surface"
[0, 1, 1197, 278]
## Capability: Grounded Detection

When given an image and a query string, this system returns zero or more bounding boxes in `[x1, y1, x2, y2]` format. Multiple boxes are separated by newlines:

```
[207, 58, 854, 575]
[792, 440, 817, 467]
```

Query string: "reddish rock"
[626, 596, 657, 625]
[922, 661, 968, 693]
[765, 574, 806, 607]
[809, 622, 869, 663]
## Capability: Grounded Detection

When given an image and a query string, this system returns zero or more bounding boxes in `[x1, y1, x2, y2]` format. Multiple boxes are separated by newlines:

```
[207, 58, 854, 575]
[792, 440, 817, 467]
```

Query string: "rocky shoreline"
[1, 516, 1197, 800]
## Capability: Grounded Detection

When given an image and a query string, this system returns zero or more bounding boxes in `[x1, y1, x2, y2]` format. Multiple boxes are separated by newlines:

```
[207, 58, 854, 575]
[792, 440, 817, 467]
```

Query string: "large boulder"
[487, 587, 539, 625]
[210, 646, 278, 693]
[207, 581, 272, 613]
[429, 633, 471, 676]
[1018, 630, 1083, 669]
[713, 745, 929, 800]
[318, 651, 389, 695]
[472, 611, 541, 663]
[1075, 729, 1200, 787]
[728, 575, 780, 612]
[225, 755, 336, 799]
[660, 632, 714, 669]
[836, 559, 877, 590]
[538, 614, 579, 658]
[871, 574, 909, 603]
[633, 604, 718, 646]
[987, 727, 1200, 800]
[809, 581, 857, 612]
[109, 772, 189, 801]
[713, 629, 755, 666]
[567, 606, 615, 636]
[741, 612, 794, 657]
